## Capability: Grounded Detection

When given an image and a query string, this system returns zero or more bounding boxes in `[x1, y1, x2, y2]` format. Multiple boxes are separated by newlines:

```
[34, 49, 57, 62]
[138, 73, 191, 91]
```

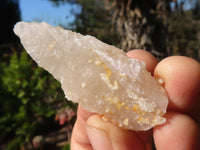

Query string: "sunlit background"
[19, 0, 80, 27]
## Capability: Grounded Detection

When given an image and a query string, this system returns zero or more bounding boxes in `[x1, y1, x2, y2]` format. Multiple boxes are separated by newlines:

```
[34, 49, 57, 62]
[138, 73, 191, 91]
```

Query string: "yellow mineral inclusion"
[102, 63, 112, 77]
[150, 116, 164, 126]
[100, 62, 119, 90]
[103, 95, 125, 110]
[125, 106, 130, 110]
[161, 87, 165, 92]
[123, 118, 129, 126]
[90, 49, 119, 90]
[137, 117, 151, 125]
[132, 104, 139, 111]
[145, 118, 150, 124]
[81, 82, 86, 88]
[95, 58, 102, 66]
[104, 96, 118, 104]
[88, 59, 93, 63]
[116, 102, 125, 110]
[105, 108, 115, 115]
[108, 110, 114, 115]
[100, 74, 118, 90]
[135, 108, 165, 125]
[48, 40, 56, 50]
[141, 111, 145, 116]
[137, 116, 142, 122]
[155, 109, 164, 116]
[101, 115, 110, 121]
[112, 97, 120, 103]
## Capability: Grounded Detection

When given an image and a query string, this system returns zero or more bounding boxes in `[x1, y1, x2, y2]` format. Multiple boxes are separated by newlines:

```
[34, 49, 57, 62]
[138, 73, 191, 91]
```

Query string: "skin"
[71, 50, 200, 150]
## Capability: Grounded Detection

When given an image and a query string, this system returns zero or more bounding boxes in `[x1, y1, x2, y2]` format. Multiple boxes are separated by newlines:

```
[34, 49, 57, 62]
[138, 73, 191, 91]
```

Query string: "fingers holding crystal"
[86, 115, 147, 150]
[153, 112, 200, 150]
[127, 50, 158, 75]
[71, 50, 158, 149]
[71, 106, 95, 150]
[154, 56, 200, 119]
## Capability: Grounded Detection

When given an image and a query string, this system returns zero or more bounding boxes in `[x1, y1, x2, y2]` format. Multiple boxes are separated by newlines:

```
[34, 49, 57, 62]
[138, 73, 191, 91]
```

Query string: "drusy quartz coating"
[14, 22, 168, 131]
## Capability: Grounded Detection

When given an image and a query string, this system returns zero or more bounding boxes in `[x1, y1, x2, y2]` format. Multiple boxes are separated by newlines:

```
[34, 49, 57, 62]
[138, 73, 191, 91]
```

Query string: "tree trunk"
[106, 0, 172, 59]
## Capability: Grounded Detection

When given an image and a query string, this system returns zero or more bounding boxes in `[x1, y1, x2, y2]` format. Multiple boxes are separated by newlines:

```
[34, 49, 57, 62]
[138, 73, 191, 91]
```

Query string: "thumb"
[86, 115, 147, 150]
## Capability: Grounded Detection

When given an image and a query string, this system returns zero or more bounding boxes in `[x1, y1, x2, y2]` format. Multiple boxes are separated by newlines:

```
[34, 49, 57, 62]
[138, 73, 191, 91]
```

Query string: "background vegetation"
[0, 0, 199, 149]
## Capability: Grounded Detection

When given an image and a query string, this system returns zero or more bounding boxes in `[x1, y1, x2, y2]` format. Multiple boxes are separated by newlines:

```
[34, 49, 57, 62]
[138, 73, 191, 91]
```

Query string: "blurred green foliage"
[168, 11, 200, 59]
[61, 143, 70, 150]
[70, 0, 120, 45]
[0, 50, 75, 149]
[51, 0, 120, 46]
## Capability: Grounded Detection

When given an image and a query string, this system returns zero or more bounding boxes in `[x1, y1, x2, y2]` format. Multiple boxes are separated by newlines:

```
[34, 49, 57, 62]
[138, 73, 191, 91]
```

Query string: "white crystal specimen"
[14, 22, 168, 131]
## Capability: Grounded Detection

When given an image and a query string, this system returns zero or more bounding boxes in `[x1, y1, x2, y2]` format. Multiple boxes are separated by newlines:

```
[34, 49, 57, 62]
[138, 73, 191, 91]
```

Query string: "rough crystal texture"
[14, 22, 168, 131]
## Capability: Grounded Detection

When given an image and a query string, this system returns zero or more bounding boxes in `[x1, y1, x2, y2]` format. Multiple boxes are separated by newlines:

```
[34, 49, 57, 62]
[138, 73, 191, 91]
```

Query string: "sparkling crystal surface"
[14, 22, 168, 131]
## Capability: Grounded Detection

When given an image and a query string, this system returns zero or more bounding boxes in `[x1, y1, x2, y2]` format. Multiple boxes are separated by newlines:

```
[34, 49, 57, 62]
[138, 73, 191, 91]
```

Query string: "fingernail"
[86, 125, 113, 150]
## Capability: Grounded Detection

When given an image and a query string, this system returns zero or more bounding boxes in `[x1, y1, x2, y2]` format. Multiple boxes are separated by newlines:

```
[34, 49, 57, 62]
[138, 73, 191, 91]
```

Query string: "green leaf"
[17, 90, 25, 99]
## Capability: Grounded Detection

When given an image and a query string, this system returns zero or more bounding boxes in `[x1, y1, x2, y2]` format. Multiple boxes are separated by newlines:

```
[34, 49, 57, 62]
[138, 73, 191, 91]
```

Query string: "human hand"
[71, 50, 200, 150]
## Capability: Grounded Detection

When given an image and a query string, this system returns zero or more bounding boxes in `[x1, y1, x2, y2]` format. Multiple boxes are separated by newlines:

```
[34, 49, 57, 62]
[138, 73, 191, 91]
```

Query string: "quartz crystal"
[14, 22, 168, 131]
